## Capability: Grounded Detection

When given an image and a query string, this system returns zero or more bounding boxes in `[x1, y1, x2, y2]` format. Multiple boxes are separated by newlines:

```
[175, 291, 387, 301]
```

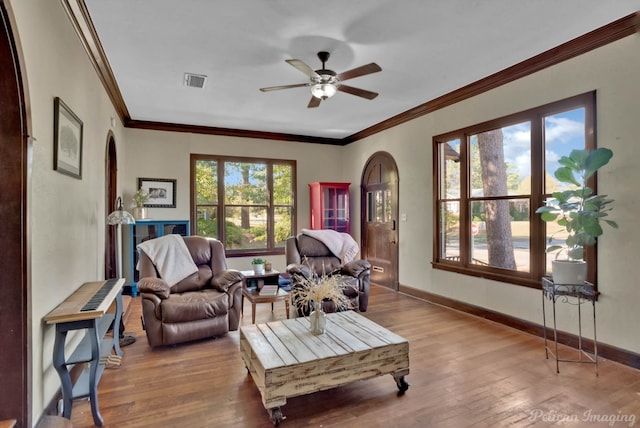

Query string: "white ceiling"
[84, 0, 639, 140]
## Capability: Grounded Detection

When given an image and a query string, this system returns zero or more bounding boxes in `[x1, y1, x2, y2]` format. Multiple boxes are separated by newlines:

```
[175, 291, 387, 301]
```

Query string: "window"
[191, 155, 296, 256]
[433, 92, 596, 288]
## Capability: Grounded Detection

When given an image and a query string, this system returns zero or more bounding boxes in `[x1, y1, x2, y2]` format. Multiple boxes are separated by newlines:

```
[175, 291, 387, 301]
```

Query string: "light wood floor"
[69, 285, 640, 428]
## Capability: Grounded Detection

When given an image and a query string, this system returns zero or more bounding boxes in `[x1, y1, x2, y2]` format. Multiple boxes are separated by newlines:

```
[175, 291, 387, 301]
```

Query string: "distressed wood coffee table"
[239, 311, 409, 426]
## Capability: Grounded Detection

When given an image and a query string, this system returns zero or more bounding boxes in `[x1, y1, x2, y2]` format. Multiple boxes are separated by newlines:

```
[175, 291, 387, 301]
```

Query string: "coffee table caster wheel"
[394, 375, 409, 395]
[268, 407, 284, 426]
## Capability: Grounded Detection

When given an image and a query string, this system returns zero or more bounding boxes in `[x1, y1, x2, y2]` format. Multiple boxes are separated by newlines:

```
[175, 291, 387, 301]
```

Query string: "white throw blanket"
[301, 229, 359, 264]
[137, 234, 198, 287]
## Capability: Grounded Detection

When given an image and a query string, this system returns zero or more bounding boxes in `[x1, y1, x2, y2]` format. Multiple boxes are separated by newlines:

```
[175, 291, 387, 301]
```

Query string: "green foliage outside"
[194, 159, 293, 250]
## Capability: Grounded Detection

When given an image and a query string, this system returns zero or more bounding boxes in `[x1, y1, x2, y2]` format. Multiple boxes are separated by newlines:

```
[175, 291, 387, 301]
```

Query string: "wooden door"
[361, 152, 399, 290]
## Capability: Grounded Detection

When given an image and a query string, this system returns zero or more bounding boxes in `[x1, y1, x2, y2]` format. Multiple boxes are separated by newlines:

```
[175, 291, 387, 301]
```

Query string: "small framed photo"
[53, 97, 83, 179]
[138, 178, 177, 208]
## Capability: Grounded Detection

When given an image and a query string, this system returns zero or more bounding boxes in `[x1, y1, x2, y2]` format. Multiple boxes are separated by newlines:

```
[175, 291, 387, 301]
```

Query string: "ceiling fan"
[259, 51, 382, 108]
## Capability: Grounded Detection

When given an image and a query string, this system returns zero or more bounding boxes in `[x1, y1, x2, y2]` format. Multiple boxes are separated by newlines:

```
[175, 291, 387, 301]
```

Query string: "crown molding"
[60, 0, 130, 122]
[63, 4, 638, 144]
[346, 11, 639, 143]
[125, 119, 344, 146]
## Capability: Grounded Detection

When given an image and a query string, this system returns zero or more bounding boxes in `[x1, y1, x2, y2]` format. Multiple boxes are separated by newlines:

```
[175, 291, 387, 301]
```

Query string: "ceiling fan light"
[311, 83, 337, 100]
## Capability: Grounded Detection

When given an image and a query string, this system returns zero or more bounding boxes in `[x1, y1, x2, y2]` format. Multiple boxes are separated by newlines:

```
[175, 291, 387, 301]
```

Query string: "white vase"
[253, 264, 265, 275]
[551, 259, 587, 286]
[309, 304, 326, 335]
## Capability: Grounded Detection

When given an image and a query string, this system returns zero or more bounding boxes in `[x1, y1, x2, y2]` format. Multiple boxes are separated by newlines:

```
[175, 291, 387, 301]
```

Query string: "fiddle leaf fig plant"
[535, 147, 617, 260]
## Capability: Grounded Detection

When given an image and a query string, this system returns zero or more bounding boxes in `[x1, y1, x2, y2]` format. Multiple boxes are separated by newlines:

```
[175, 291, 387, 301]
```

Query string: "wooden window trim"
[432, 91, 597, 290]
[190, 154, 297, 257]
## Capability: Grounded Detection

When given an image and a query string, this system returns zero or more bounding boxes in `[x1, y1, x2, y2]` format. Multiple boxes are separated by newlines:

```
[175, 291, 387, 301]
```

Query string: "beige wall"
[344, 33, 640, 352]
[10, 0, 126, 423]
[122, 129, 345, 272]
[9, 0, 640, 424]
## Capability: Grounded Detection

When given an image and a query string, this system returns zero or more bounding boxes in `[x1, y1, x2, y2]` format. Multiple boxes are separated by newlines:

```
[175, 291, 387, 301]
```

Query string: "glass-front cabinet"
[309, 182, 350, 233]
[122, 219, 190, 296]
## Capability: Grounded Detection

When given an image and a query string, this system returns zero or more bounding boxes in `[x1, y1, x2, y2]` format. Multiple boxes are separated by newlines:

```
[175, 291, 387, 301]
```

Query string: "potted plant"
[251, 258, 267, 275]
[535, 147, 617, 285]
[132, 188, 150, 219]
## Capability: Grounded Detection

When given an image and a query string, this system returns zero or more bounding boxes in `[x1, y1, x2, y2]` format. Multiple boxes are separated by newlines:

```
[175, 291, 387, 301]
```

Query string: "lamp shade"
[311, 83, 337, 100]
[106, 196, 135, 225]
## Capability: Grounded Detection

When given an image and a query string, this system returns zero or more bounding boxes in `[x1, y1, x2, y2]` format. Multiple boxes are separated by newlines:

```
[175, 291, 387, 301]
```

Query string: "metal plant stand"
[541, 277, 598, 376]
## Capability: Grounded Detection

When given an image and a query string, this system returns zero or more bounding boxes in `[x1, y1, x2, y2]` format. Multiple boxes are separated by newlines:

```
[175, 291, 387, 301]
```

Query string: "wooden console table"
[43, 278, 125, 427]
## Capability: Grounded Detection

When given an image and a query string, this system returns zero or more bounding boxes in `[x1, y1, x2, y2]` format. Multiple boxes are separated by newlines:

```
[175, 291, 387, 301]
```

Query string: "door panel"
[361, 152, 399, 290]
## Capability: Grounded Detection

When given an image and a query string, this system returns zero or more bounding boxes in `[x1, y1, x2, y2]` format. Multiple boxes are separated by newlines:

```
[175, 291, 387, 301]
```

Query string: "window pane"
[470, 199, 530, 271]
[375, 190, 383, 222]
[470, 122, 531, 197]
[224, 162, 267, 204]
[195, 160, 218, 204]
[384, 190, 392, 223]
[366, 192, 374, 222]
[439, 201, 460, 260]
[439, 139, 461, 199]
[196, 206, 218, 238]
[274, 206, 293, 247]
[544, 108, 586, 193]
[273, 164, 293, 205]
[225, 206, 267, 250]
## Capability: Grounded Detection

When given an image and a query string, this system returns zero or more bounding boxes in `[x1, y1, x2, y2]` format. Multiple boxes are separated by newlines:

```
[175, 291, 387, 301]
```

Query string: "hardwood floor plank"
[67, 285, 640, 427]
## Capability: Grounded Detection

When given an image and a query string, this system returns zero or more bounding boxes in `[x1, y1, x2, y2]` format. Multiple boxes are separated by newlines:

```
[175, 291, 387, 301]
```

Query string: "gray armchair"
[285, 234, 370, 315]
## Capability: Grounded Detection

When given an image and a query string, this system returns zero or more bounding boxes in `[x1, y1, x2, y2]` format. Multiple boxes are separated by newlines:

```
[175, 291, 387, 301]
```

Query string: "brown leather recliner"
[137, 236, 244, 347]
[285, 234, 371, 314]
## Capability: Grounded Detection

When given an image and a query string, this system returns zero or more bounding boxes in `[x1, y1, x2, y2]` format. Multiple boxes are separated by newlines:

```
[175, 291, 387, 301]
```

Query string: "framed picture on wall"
[138, 178, 177, 208]
[53, 97, 83, 179]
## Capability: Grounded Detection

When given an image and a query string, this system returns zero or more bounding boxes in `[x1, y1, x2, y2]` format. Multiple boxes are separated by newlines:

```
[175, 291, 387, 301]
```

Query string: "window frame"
[432, 91, 597, 289]
[190, 154, 297, 257]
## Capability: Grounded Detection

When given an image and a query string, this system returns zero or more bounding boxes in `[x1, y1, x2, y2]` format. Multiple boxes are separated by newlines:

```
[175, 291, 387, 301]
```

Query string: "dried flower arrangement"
[291, 269, 353, 314]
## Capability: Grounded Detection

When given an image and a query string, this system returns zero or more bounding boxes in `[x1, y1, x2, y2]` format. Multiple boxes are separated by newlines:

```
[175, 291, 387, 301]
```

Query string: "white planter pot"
[551, 260, 587, 285]
[253, 264, 265, 275]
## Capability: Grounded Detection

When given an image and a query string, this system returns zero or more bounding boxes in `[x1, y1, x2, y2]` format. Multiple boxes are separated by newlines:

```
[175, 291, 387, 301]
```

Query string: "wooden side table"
[240, 269, 280, 290]
[240, 270, 289, 324]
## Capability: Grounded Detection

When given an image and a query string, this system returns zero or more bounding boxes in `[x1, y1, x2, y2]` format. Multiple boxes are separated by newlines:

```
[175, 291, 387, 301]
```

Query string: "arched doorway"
[105, 133, 117, 279]
[361, 152, 399, 290]
[0, 2, 31, 426]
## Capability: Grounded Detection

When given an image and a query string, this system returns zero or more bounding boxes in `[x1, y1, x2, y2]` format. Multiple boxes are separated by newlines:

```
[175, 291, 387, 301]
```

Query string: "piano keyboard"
[44, 278, 125, 324]
[81, 278, 119, 311]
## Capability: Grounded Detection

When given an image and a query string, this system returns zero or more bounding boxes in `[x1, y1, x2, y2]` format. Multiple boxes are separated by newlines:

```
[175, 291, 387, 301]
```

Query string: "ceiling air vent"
[184, 73, 207, 89]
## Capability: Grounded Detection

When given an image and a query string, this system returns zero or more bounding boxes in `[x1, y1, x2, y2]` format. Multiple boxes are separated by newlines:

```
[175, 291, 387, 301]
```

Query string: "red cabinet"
[309, 182, 350, 233]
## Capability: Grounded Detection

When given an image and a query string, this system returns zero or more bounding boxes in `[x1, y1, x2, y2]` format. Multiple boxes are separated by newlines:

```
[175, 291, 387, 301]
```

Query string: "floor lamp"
[106, 196, 135, 347]
[106, 196, 135, 280]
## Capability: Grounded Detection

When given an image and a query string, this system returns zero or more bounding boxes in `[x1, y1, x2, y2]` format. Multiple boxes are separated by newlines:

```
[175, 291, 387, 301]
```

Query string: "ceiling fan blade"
[337, 84, 379, 100]
[336, 63, 382, 81]
[259, 83, 309, 92]
[286, 59, 320, 79]
[307, 96, 321, 108]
